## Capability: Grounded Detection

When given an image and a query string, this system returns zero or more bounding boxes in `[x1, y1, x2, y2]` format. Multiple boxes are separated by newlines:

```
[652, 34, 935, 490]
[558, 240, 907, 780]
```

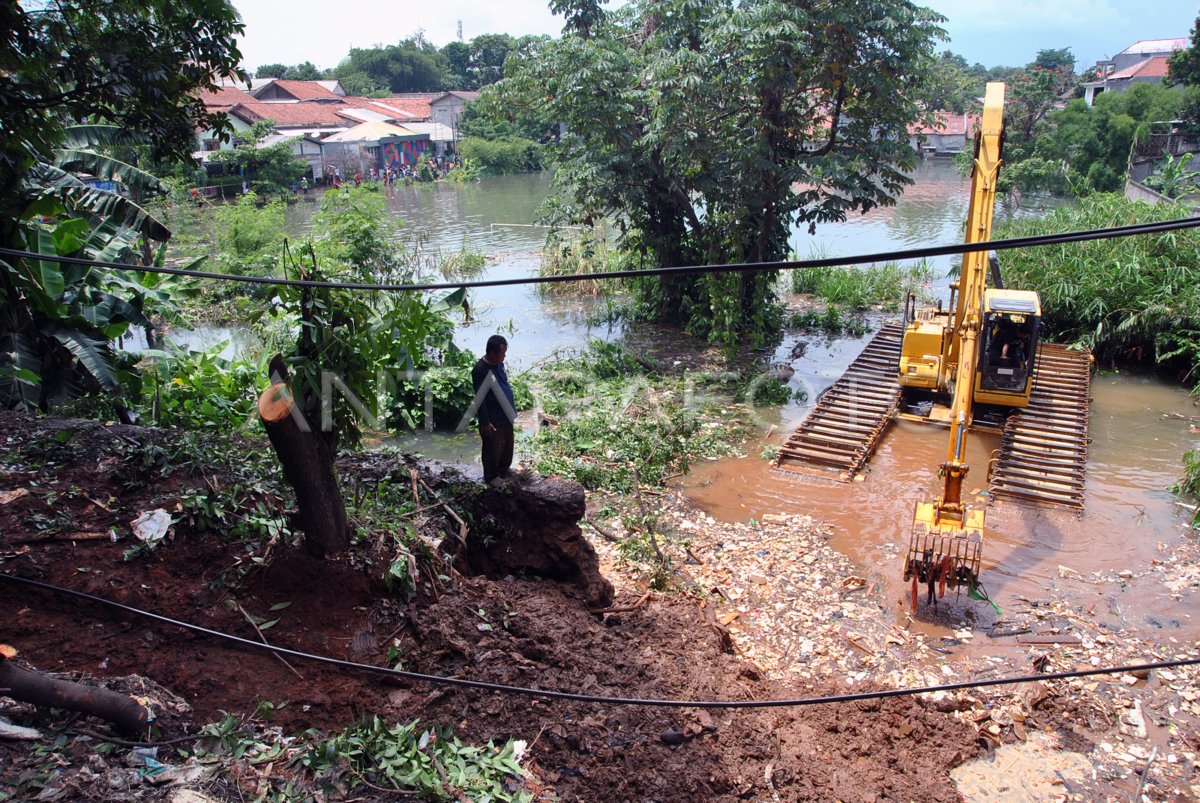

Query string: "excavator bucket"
[903, 501, 984, 607]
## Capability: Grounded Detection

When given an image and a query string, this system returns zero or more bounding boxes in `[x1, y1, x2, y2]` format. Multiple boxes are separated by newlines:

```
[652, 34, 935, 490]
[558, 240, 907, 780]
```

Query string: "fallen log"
[0, 645, 150, 736]
[257, 356, 350, 557]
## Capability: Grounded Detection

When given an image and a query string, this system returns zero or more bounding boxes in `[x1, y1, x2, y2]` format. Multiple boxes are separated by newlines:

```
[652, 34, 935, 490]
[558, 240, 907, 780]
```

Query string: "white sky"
[230, 0, 1198, 76]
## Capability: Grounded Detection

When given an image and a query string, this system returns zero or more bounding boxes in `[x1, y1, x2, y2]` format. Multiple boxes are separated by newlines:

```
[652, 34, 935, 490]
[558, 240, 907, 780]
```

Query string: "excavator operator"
[989, 323, 1028, 368]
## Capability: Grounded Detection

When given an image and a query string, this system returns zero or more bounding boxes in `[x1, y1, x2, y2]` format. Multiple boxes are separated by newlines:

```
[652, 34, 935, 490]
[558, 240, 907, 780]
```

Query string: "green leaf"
[47, 328, 118, 391]
[268, 601, 292, 611]
[51, 219, 90, 256]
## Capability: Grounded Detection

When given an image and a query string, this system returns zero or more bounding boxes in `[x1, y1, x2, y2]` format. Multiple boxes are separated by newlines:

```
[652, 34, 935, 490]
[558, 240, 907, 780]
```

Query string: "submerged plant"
[789, 258, 935, 311]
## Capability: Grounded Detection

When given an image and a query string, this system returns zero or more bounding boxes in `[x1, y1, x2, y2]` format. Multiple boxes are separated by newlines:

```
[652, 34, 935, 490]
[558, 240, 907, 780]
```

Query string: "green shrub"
[458, 136, 544, 175]
[995, 193, 1200, 376]
[141, 345, 262, 431]
[212, 192, 286, 276]
[789, 260, 934, 311]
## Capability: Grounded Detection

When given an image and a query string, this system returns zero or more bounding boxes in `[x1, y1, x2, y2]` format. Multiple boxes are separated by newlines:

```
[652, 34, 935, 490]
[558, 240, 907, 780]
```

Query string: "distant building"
[321, 121, 431, 176]
[191, 80, 476, 181]
[1082, 38, 1188, 105]
[908, 111, 980, 157]
[430, 91, 481, 136]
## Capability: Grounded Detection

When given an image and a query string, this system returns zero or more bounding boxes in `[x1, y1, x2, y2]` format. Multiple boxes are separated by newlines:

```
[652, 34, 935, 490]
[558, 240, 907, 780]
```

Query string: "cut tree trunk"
[0, 659, 150, 736]
[258, 358, 350, 558]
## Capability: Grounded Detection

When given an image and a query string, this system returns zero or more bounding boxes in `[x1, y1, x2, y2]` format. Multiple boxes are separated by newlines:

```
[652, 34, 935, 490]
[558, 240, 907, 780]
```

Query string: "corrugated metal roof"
[1118, 38, 1188, 55]
[401, 122, 456, 141]
[321, 121, 422, 143]
[339, 108, 392, 123]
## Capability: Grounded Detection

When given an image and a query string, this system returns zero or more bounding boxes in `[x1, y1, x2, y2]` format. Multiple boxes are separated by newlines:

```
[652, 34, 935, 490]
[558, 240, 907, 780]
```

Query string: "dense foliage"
[208, 120, 308, 200]
[529, 341, 757, 492]
[497, 0, 944, 355]
[254, 61, 324, 80]
[1017, 84, 1185, 194]
[995, 194, 1200, 377]
[1, 1, 245, 412]
[0, 0, 245, 198]
[457, 137, 545, 175]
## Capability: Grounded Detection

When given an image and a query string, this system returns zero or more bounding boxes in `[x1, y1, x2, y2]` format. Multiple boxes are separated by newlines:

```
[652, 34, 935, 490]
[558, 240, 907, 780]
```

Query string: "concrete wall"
[1125, 178, 1176, 204]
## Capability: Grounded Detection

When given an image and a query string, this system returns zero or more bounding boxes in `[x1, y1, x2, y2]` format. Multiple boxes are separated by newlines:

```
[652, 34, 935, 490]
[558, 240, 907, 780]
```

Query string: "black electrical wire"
[3, 573, 1197, 710]
[2, 216, 1200, 294]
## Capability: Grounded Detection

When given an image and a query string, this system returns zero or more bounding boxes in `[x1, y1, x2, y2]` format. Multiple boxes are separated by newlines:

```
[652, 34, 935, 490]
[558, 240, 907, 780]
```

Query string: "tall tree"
[257, 62, 325, 80]
[499, 0, 942, 351]
[287, 61, 325, 81]
[921, 50, 984, 113]
[1168, 14, 1200, 87]
[334, 34, 449, 93]
[255, 63, 289, 79]
[0, 0, 246, 201]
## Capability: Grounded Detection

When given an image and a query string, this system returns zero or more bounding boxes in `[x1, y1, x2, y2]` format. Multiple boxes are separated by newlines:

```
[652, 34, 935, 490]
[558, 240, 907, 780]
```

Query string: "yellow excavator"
[776, 81, 1092, 609]
[898, 82, 1042, 607]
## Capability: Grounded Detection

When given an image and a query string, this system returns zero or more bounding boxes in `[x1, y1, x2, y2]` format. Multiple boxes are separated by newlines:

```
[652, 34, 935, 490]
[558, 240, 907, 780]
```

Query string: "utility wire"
[2, 216, 1200, 293]
[3, 573, 1197, 710]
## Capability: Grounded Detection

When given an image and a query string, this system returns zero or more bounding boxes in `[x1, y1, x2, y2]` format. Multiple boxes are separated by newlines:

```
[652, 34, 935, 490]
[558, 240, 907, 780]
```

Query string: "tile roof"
[1118, 38, 1188, 56]
[254, 79, 342, 101]
[908, 111, 979, 137]
[377, 96, 435, 119]
[201, 85, 255, 109]
[229, 101, 354, 128]
[1108, 56, 1172, 81]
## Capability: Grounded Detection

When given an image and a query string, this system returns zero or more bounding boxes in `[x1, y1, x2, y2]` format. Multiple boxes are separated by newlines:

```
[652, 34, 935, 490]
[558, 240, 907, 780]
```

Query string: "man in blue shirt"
[471, 335, 516, 484]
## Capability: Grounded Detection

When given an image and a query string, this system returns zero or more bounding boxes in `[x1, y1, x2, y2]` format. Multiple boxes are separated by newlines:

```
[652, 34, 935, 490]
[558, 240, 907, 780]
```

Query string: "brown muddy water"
[680, 372, 1200, 644]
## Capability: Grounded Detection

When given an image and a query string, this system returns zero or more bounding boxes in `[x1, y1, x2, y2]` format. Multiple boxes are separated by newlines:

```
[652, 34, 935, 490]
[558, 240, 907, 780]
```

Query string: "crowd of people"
[320, 154, 463, 189]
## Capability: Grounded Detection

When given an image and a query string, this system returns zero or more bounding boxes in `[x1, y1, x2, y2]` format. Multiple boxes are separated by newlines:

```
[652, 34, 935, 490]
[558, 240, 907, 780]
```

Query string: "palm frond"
[25, 163, 171, 242]
[46, 327, 118, 391]
[60, 125, 150, 150]
[53, 149, 170, 197]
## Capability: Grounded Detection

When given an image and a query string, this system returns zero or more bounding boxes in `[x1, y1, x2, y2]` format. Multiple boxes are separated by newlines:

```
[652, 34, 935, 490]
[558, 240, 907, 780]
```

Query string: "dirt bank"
[0, 411, 1196, 800]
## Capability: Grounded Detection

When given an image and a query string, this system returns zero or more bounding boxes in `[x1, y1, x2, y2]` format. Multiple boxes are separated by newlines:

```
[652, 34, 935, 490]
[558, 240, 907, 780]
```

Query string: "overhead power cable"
[2, 216, 1199, 294]
[3, 573, 1197, 710]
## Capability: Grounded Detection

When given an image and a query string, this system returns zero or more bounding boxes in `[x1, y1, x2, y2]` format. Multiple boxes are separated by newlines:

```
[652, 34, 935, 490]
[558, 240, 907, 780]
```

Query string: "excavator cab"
[975, 289, 1040, 406]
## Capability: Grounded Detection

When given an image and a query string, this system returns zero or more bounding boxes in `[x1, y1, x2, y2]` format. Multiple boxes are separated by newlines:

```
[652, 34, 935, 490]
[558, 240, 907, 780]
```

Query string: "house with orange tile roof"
[1083, 38, 1188, 105]
[194, 81, 478, 181]
[251, 78, 346, 101]
[907, 111, 980, 157]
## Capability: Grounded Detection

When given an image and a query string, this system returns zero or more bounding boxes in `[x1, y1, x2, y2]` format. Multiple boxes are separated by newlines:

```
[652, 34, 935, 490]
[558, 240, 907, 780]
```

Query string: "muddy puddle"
[680, 368, 1200, 649]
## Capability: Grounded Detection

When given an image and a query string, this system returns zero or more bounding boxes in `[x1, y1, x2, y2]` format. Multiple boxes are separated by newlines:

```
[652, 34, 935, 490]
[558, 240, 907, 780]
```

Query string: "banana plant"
[0, 126, 179, 411]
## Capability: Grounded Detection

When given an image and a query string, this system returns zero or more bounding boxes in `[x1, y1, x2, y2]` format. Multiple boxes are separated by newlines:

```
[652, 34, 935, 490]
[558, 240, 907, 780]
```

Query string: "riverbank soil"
[0, 412, 1196, 800]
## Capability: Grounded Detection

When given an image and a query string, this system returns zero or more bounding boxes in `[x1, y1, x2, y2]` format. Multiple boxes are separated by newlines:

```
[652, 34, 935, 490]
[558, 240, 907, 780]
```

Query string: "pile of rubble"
[587, 490, 1200, 800]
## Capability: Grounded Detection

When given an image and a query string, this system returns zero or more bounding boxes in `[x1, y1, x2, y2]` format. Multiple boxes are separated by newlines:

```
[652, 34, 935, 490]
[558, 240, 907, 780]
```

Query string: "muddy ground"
[0, 411, 1197, 801]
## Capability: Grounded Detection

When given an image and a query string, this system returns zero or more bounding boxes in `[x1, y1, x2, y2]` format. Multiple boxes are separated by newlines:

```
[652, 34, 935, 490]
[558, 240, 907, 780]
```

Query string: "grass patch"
[539, 227, 633, 298]
[789, 258, 935, 311]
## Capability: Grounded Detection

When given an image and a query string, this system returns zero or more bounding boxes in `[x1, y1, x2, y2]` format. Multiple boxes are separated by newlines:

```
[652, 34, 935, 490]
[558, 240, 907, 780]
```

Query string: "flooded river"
[680, 375, 1200, 642]
[173, 162, 1198, 642]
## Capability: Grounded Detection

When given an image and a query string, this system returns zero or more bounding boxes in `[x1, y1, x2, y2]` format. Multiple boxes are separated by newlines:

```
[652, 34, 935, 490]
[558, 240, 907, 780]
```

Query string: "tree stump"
[258, 375, 350, 558]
